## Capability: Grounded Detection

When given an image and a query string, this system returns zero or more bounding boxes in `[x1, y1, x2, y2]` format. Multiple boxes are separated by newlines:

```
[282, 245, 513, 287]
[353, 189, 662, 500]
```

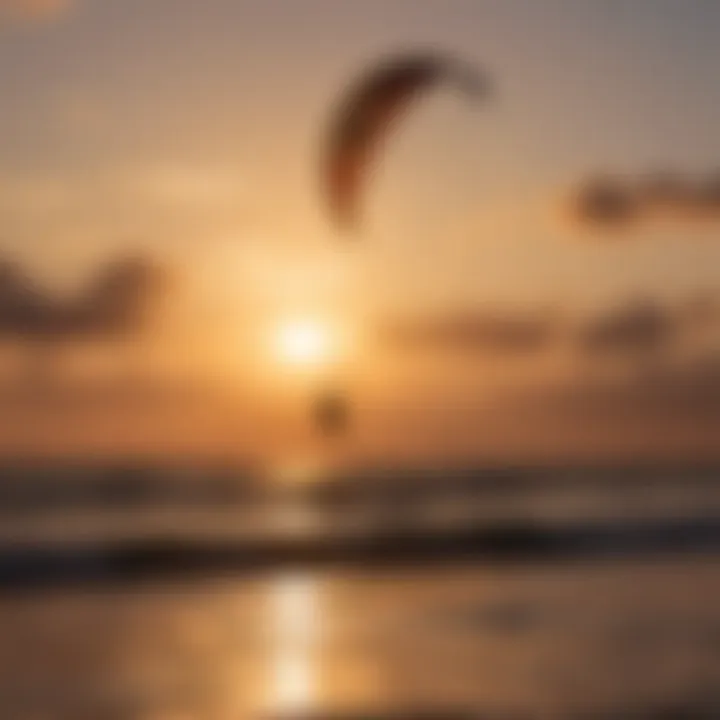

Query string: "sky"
[1, 0, 719, 466]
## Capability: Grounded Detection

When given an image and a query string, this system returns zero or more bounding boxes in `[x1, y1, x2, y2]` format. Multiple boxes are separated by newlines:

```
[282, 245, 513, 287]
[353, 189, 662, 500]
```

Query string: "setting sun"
[275, 320, 334, 368]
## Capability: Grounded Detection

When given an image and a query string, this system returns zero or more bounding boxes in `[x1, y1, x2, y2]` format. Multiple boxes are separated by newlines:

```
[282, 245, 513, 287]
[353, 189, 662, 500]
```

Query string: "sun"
[275, 319, 334, 368]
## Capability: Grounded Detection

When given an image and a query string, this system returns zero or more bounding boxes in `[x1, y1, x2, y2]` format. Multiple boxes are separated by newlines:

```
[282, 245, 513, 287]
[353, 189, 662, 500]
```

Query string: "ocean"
[0, 465, 718, 720]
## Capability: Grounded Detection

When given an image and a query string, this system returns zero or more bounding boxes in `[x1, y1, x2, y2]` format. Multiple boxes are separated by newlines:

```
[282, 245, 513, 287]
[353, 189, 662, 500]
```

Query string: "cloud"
[577, 300, 675, 358]
[576, 295, 720, 361]
[0, 255, 170, 344]
[382, 309, 559, 355]
[568, 172, 720, 229]
[381, 296, 720, 361]
[0, 0, 73, 22]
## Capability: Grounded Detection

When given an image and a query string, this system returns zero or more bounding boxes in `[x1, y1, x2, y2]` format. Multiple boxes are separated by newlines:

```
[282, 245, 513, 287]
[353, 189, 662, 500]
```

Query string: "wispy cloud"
[567, 172, 720, 230]
[382, 309, 559, 356]
[577, 300, 677, 359]
[382, 296, 720, 360]
[0, 163, 251, 257]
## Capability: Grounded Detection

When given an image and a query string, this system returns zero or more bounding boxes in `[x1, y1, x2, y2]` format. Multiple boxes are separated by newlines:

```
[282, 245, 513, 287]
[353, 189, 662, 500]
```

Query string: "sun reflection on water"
[267, 573, 319, 714]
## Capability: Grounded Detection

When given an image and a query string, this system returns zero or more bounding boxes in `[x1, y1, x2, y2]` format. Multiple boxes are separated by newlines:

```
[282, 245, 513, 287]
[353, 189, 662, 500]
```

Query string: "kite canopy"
[322, 52, 492, 232]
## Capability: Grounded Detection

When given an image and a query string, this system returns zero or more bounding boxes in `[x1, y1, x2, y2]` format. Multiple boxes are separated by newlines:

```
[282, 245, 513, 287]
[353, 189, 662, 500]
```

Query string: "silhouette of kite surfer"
[313, 388, 351, 438]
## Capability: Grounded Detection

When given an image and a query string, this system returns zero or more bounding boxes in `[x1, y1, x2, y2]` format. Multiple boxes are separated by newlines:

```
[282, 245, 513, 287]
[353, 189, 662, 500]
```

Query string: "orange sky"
[1, 0, 719, 465]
